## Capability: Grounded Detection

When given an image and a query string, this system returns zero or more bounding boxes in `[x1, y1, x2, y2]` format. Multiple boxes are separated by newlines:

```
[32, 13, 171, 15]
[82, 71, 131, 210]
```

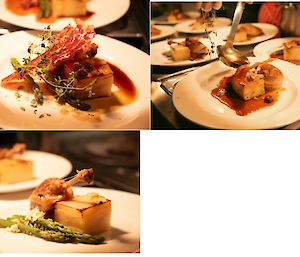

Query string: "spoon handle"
[226, 2, 245, 48]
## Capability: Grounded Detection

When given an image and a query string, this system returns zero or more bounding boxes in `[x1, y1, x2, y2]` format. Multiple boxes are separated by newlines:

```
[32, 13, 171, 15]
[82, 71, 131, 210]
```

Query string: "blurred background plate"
[0, 131, 140, 194]
[210, 23, 279, 46]
[253, 37, 300, 58]
[151, 11, 200, 25]
[174, 17, 231, 34]
[151, 38, 219, 66]
[0, 0, 130, 31]
[151, 25, 176, 41]
[0, 150, 72, 193]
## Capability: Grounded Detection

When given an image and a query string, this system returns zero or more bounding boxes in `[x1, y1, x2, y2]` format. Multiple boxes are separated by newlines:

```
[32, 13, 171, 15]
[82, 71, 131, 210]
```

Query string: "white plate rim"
[0, 150, 72, 193]
[0, 187, 140, 253]
[0, 0, 131, 31]
[210, 23, 279, 46]
[174, 17, 232, 34]
[0, 31, 150, 130]
[151, 25, 176, 41]
[151, 11, 200, 25]
[253, 37, 300, 58]
[150, 37, 219, 67]
[172, 57, 300, 129]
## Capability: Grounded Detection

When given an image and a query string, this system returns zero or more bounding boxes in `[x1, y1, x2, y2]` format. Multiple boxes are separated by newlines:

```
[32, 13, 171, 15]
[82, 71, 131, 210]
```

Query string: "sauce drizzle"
[211, 76, 285, 116]
[58, 62, 138, 123]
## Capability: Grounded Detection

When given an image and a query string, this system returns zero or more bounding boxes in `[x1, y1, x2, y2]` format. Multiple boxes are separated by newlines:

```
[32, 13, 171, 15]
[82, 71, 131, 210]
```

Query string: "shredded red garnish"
[2, 19, 96, 83]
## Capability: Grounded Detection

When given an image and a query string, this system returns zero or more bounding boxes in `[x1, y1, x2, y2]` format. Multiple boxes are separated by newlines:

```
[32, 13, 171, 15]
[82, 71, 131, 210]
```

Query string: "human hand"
[194, 2, 223, 12]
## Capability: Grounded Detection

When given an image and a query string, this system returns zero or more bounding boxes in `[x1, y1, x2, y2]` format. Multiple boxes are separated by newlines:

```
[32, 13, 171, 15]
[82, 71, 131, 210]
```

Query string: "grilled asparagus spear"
[39, 0, 51, 18]
[11, 58, 91, 111]
[11, 58, 44, 105]
[0, 215, 105, 244]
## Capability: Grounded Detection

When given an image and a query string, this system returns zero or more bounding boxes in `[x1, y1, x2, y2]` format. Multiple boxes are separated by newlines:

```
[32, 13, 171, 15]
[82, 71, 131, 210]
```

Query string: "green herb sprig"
[11, 25, 94, 111]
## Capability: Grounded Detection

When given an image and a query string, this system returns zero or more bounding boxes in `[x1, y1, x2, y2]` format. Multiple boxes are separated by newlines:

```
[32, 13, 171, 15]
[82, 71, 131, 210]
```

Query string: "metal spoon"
[217, 2, 250, 68]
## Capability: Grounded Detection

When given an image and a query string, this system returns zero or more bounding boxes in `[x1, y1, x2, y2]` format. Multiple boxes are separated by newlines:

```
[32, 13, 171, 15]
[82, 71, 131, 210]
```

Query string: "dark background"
[0, 131, 140, 194]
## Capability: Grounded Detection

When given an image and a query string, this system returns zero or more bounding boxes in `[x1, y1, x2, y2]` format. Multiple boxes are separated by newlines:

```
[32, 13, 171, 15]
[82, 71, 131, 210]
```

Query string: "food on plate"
[166, 38, 209, 61]
[0, 168, 111, 244]
[6, 0, 90, 20]
[283, 40, 300, 61]
[258, 63, 284, 90]
[167, 9, 190, 22]
[1, 19, 114, 111]
[29, 168, 111, 236]
[52, 0, 88, 17]
[234, 23, 263, 42]
[234, 29, 247, 42]
[29, 168, 94, 213]
[189, 12, 214, 30]
[230, 65, 265, 101]
[151, 24, 161, 37]
[55, 193, 112, 235]
[270, 40, 300, 65]
[0, 209, 105, 244]
[0, 143, 26, 159]
[0, 19, 139, 125]
[230, 60, 283, 100]
[0, 143, 33, 185]
[212, 59, 285, 116]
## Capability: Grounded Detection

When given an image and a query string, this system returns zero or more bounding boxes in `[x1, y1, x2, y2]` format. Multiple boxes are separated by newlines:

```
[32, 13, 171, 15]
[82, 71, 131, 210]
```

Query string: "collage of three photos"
[0, 0, 299, 255]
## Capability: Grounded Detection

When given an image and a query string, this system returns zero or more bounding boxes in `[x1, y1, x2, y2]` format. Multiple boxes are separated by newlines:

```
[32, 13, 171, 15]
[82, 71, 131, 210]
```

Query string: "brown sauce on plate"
[270, 54, 300, 66]
[5, 0, 94, 23]
[211, 76, 285, 116]
[59, 62, 138, 123]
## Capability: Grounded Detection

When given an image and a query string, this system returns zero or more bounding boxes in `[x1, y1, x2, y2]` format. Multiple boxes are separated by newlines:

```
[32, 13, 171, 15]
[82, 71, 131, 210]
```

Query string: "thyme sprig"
[12, 25, 94, 111]
[201, 9, 217, 57]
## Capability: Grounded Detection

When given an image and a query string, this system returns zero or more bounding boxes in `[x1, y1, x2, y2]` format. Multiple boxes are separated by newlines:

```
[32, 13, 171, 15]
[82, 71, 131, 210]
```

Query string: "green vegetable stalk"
[44, 70, 92, 111]
[39, 0, 51, 18]
[11, 57, 44, 105]
[0, 215, 105, 244]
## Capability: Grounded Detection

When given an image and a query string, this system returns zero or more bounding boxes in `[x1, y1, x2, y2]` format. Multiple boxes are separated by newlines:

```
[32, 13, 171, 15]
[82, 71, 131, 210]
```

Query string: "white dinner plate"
[151, 25, 176, 41]
[174, 17, 231, 34]
[172, 57, 300, 129]
[0, 187, 140, 253]
[0, 31, 150, 129]
[253, 37, 300, 58]
[151, 38, 219, 66]
[151, 11, 200, 25]
[0, 0, 130, 31]
[210, 23, 279, 46]
[0, 150, 72, 193]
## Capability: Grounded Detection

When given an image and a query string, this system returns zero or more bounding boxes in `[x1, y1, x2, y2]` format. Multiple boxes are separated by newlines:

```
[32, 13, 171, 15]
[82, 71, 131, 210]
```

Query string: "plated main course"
[270, 40, 300, 65]
[234, 23, 263, 42]
[0, 143, 33, 185]
[165, 37, 210, 62]
[6, 0, 93, 22]
[189, 12, 215, 30]
[0, 19, 137, 124]
[0, 167, 111, 244]
[212, 59, 284, 116]
[2, 19, 113, 111]
[166, 9, 190, 22]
